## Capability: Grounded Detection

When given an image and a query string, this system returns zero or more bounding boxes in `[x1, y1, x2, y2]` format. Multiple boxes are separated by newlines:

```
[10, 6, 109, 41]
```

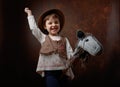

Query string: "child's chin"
[51, 33, 58, 35]
[51, 32, 58, 34]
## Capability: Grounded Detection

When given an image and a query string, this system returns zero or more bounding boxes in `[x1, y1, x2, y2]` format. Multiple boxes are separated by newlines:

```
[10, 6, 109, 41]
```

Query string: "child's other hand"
[24, 7, 32, 16]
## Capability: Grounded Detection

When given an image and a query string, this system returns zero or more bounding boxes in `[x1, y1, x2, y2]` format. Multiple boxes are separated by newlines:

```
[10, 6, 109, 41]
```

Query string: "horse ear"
[77, 30, 85, 39]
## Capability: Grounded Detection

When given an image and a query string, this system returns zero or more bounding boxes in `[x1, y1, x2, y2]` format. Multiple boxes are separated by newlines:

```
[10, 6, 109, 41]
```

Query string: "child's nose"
[52, 23, 56, 26]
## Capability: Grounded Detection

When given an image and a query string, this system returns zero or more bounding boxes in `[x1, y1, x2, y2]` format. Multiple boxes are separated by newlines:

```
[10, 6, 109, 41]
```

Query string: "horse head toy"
[67, 30, 103, 68]
[74, 30, 103, 57]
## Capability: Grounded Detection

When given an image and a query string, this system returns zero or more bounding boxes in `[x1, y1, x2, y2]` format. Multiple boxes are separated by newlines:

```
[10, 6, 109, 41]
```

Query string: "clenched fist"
[24, 7, 32, 16]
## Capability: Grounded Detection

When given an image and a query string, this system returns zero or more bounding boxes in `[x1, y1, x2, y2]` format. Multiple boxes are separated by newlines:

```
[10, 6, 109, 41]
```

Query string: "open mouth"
[50, 26, 58, 31]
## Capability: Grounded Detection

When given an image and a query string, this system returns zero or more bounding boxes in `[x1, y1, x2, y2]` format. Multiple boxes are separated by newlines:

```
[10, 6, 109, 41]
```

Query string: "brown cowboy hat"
[38, 9, 65, 35]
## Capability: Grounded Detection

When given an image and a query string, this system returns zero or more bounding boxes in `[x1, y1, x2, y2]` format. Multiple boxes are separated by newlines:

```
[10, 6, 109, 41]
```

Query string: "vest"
[40, 36, 67, 59]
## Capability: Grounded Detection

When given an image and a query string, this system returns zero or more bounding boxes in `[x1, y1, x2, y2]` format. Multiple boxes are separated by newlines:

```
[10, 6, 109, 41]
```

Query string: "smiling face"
[43, 14, 60, 36]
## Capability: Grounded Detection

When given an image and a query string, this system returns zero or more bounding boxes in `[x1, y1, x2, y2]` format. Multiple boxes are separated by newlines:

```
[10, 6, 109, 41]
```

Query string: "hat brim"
[38, 9, 65, 35]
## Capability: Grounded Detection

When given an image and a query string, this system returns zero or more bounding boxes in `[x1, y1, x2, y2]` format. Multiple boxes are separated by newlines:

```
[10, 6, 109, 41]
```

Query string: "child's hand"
[24, 7, 32, 16]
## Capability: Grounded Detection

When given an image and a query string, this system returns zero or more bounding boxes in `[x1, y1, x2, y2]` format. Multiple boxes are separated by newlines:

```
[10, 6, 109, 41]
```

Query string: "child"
[24, 7, 75, 87]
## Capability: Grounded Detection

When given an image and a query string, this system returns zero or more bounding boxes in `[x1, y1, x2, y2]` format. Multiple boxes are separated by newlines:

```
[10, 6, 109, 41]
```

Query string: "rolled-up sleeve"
[65, 38, 74, 59]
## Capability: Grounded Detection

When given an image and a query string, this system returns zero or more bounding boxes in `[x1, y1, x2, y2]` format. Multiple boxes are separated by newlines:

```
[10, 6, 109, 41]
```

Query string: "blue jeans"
[44, 70, 69, 87]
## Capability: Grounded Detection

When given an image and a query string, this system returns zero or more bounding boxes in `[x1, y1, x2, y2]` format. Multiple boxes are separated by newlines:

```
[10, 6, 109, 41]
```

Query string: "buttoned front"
[40, 36, 67, 59]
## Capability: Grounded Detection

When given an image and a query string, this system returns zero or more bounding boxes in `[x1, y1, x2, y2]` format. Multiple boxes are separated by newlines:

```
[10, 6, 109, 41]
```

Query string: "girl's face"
[44, 14, 60, 36]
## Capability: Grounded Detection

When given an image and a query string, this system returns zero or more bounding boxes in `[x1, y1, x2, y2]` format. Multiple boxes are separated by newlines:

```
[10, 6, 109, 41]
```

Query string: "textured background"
[0, 0, 120, 86]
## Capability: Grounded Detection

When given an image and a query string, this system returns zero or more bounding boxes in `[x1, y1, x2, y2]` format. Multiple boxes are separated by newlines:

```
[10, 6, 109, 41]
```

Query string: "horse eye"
[85, 39, 89, 42]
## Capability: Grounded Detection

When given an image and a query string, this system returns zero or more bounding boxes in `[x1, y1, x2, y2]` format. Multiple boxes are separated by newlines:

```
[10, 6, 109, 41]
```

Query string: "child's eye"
[48, 22, 52, 25]
[55, 21, 59, 24]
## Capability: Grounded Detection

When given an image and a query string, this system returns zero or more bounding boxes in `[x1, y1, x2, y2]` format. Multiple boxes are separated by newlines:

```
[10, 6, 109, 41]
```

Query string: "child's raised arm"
[24, 7, 45, 43]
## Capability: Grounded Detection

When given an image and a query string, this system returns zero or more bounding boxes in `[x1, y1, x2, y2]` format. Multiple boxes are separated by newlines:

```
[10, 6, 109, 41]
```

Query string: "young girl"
[24, 7, 75, 87]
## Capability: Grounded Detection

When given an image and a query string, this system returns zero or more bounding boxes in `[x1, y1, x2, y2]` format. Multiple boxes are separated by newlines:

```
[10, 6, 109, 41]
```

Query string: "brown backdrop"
[1, 0, 120, 86]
